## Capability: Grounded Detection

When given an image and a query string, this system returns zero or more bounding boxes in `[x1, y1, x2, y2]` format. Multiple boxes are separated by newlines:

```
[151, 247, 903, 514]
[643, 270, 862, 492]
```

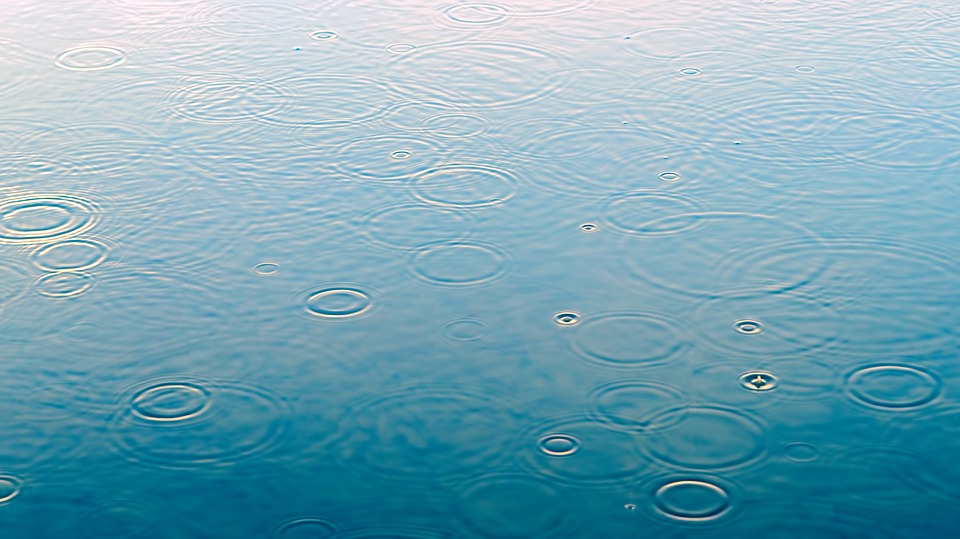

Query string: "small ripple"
[74, 499, 160, 538]
[0, 194, 100, 244]
[733, 319, 762, 334]
[794, 64, 817, 73]
[337, 385, 522, 481]
[356, 202, 475, 252]
[270, 74, 395, 131]
[441, 318, 488, 342]
[111, 379, 290, 469]
[412, 163, 517, 208]
[579, 223, 597, 233]
[644, 405, 768, 471]
[0, 474, 22, 503]
[588, 379, 687, 433]
[385, 43, 418, 54]
[454, 472, 579, 539]
[388, 40, 570, 109]
[621, 25, 734, 60]
[309, 30, 340, 41]
[298, 283, 380, 321]
[408, 241, 509, 287]
[55, 46, 127, 71]
[677, 67, 702, 76]
[165, 73, 294, 124]
[334, 134, 446, 183]
[783, 442, 820, 463]
[441, 3, 511, 26]
[568, 311, 691, 369]
[31, 237, 112, 271]
[273, 517, 338, 538]
[34, 271, 95, 298]
[738, 371, 779, 392]
[520, 413, 648, 487]
[654, 480, 731, 521]
[600, 191, 707, 237]
[537, 433, 580, 456]
[253, 262, 280, 275]
[658, 171, 682, 182]
[846, 364, 942, 411]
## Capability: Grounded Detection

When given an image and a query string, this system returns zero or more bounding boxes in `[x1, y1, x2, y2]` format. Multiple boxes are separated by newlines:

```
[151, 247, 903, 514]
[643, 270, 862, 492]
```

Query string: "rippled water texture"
[2, 0, 959, 536]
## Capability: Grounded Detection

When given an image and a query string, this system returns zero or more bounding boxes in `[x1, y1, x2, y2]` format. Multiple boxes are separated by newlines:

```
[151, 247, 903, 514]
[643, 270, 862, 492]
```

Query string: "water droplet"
[309, 30, 339, 41]
[0, 475, 22, 503]
[794, 64, 816, 73]
[659, 171, 682, 182]
[654, 480, 731, 521]
[131, 382, 211, 422]
[624, 504, 637, 511]
[304, 287, 374, 319]
[390, 150, 412, 159]
[733, 319, 763, 334]
[553, 311, 581, 326]
[294, 47, 301, 51]
[537, 433, 580, 456]
[253, 262, 280, 275]
[441, 318, 488, 342]
[783, 442, 820, 463]
[580, 223, 597, 233]
[738, 371, 779, 392]
[55, 46, 127, 71]
[678, 67, 702, 76]
[846, 364, 942, 410]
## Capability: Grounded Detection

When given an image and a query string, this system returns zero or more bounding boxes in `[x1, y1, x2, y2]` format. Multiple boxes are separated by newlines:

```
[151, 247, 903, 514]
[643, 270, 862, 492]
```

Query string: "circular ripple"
[846, 364, 942, 411]
[193, 1, 317, 37]
[300, 283, 379, 321]
[131, 382, 211, 422]
[441, 318, 487, 342]
[568, 311, 690, 368]
[330, 525, 449, 539]
[309, 30, 339, 41]
[273, 517, 338, 538]
[645, 406, 768, 471]
[738, 372, 779, 392]
[455, 473, 577, 539]
[385, 43, 418, 54]
[783, 442, 820, 463]
[553, 311, 580, 326]
[417, 112, 489, 138]
[55, 46, 126, 71]
[600, 191, 706, 237]
[271, 74, 395, 131]
[334, 134, 445, 183]
[588, 380, 687, 432]
[412, 163, 517, 208]
[628, 212, 822, 297]
[794, 64, 817, 73]
[443, 3, 510, 26]
[253, 262, 280, 275]
[654, 480, 731, 521]
[408, 241, 508, 287]
[659, 171, 682, 182]
[733, 319, 762, 335]
[693, 288, 842, 356]
[165, 73, 293, 124]
[621, 25, 733, 60]
[388, 41, 569, 109]
[34, 271, 95, 298]
[677, 67, 702, 76]
[75, 500, 157, 539]
[0, 474, 22, 503]
[31, 238, 111, 271]
[521, 414, 647, 487]
[0, 194, 99, 244]
[357, 203, 474, 252]
[580, 223, 597, 233]
[720, 238, 959, 353]
[831, 446, 934, 509]
[338, 385, 522, 481]
[537, 434, 580, 456]
[111, 380, 289, 469]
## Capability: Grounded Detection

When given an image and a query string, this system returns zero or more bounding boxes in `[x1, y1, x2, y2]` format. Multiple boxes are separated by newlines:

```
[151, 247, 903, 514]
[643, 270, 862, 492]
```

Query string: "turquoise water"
[1, 0, 959, 536]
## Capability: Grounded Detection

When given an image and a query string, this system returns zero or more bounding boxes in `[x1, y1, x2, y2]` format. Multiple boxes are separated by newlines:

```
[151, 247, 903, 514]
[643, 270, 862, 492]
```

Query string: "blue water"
[1, 0, 959, 536]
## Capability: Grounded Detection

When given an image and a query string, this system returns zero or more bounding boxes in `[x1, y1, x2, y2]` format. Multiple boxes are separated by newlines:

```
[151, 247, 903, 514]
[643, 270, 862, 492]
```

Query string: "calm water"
[1, 0, 959, 537]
